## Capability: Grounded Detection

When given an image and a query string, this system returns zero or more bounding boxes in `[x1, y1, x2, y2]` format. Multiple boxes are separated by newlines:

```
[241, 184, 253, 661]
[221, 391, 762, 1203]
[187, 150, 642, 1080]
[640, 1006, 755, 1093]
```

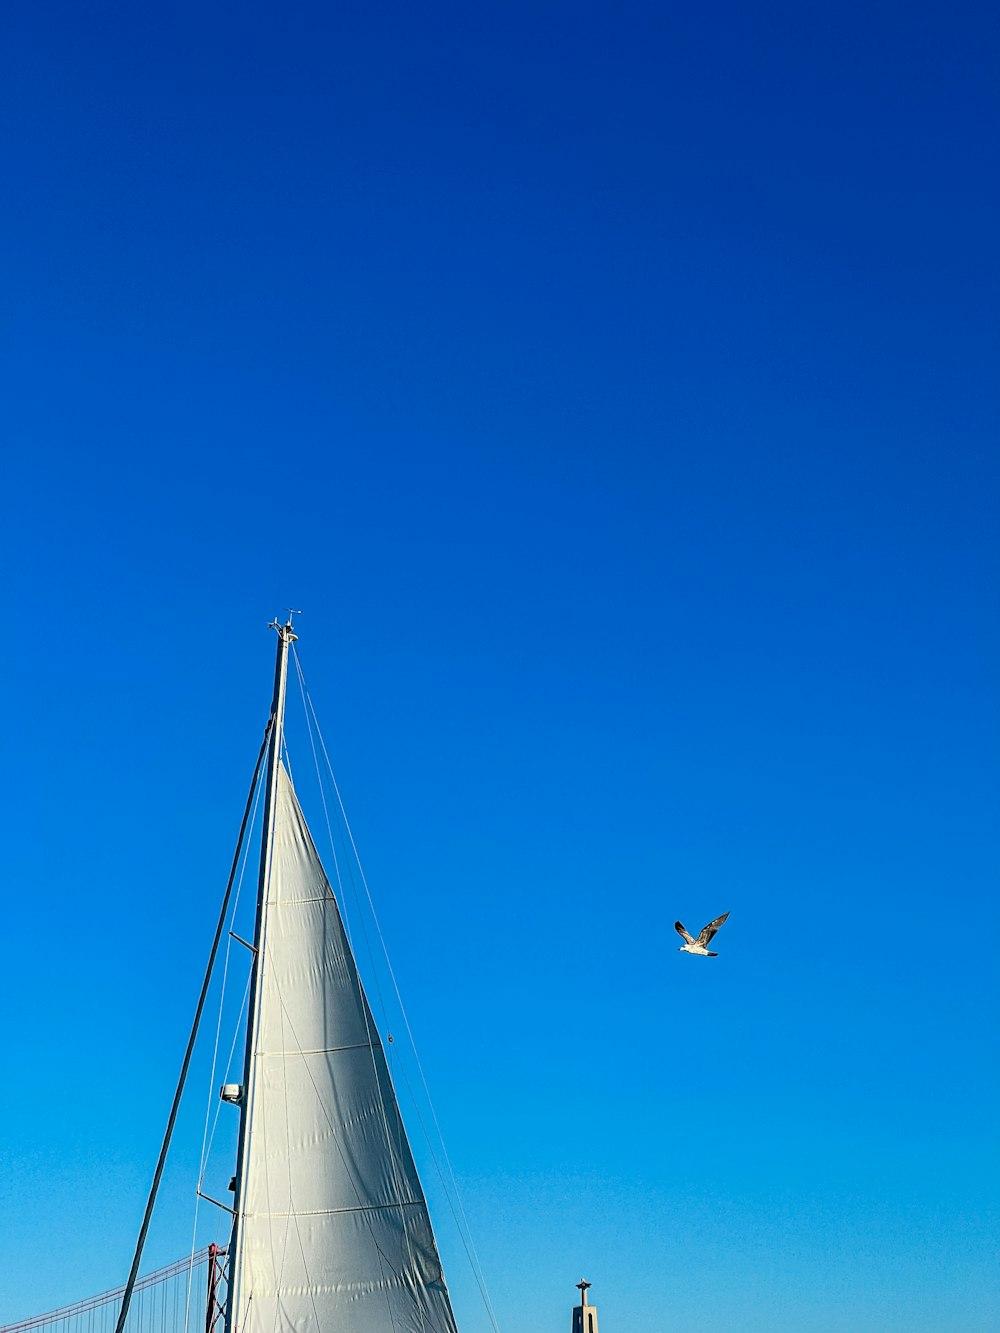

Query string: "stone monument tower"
[572, 1280, 599, 1333]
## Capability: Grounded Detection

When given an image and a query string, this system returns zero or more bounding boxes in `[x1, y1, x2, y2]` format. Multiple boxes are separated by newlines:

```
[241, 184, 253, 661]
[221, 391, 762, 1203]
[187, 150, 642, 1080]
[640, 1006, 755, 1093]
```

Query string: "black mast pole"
[223, 617, 297, 1333]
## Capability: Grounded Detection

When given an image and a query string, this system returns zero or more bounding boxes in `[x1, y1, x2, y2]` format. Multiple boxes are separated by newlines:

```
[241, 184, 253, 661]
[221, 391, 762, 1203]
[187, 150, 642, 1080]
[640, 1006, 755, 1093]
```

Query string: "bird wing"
[674, 921, 695, 945]
[696, 912, 730, 947]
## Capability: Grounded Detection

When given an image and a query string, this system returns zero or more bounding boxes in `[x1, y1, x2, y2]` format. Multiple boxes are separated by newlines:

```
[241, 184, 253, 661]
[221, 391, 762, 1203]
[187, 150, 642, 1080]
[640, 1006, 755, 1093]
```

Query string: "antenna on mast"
[268, 609, 301, 642]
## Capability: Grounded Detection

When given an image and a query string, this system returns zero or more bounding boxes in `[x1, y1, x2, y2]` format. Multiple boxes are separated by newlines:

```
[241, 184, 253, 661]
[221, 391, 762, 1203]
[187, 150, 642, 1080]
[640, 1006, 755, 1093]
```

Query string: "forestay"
[230, 762, 459, 1333]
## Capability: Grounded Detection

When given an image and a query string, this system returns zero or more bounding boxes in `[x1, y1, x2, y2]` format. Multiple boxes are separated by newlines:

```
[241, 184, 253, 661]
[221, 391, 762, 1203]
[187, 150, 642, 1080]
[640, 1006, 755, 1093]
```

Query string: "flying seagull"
[675, 912, 730, 956]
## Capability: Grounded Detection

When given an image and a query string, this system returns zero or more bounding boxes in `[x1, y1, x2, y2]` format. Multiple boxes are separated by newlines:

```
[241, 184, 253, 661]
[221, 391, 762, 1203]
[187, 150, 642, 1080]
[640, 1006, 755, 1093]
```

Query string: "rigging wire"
[290, 649, 451, 1315]
[195, 771, 265, 1190]
[183, 765, 265, 1333]
[290, 649, 421, 1331]
[199, 971, 252, 1184]
[290, 652, 396, 1064]
[111, 716, 274, 1333]
[289, 648, 501, 1333]
[297, 659, 500, 1330]
[289, 651, 349, 941]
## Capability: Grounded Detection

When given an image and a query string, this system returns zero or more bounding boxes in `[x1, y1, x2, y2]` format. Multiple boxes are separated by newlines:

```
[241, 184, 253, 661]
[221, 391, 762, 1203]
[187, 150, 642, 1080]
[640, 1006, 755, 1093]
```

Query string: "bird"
[675, 911, 730, 956]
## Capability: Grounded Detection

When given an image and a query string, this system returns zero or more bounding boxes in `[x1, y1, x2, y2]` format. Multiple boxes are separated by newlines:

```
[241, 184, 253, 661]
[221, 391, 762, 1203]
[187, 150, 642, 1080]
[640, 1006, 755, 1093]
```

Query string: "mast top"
[269, 611, 300, 644]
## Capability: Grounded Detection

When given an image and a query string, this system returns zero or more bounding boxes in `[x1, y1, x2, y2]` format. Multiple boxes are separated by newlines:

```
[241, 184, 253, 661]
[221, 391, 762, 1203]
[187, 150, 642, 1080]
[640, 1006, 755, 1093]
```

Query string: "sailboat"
[223, 617, 458, 1333]
[110, 617, 464, 1333]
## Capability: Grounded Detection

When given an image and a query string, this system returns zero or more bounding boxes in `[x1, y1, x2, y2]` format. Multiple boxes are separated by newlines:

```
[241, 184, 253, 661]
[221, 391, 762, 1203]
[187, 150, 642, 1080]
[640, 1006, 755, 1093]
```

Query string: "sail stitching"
[290, 1205, 323, 1333]
[256, 1041, 377, 1055]
[279, 695, 416, 1332]
[252, 762, 405, 1330]
[266, 975, 403, 1333]
[254, 776, 408, 1320]
[269, 672, 461, 1333]
[265, 895, 329, 904]
[258, 884, 454, 1333]
[276, 996, 308, 1333]
[270, 927, 329, 1333]
[244, 1202, 425, 1218]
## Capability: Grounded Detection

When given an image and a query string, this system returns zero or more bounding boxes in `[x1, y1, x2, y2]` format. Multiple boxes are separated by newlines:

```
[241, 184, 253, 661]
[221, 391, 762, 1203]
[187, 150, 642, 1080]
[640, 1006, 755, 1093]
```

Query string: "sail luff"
[231, 765, 459, 1333]
[225, 619, 296, 1333]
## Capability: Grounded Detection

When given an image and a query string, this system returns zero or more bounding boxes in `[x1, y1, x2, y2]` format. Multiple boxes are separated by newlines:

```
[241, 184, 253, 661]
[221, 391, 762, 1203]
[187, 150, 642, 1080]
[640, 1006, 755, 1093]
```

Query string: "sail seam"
[265, 895, 332, 904]
[245, 1201, 424, 1218]
[255, 1042, 377, 1056]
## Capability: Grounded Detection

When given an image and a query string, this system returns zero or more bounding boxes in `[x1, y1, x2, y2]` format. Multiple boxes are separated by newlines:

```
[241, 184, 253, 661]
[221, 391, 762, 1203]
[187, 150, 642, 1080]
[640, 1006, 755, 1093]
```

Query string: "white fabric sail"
[231, 762, 459, 1333]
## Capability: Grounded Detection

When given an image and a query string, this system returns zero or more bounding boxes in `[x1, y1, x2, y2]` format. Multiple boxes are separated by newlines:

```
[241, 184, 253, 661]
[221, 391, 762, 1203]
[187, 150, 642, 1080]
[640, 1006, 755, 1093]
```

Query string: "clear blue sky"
[1, 3, 997, 1330]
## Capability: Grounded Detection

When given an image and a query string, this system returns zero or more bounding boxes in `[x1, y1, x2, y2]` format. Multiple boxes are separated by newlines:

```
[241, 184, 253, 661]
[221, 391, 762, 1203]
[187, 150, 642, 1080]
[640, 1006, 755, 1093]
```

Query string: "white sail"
[231, 762, 459, 1333]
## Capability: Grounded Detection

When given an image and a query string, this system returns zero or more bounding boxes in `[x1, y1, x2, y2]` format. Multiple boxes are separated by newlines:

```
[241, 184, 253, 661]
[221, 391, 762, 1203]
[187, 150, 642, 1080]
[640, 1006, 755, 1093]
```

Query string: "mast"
[222, 614, 459, 1333]
[224, 616, 297, 1333]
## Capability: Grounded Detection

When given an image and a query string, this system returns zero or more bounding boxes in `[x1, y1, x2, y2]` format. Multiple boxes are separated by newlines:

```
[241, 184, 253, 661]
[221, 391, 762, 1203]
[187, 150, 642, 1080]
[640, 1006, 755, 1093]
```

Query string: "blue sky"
[0, 3, 997, 1330]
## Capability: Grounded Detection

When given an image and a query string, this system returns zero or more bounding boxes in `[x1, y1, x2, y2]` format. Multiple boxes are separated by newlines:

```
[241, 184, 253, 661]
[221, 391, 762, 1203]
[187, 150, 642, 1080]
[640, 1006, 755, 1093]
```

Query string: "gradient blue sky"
[1, 3, 997, 1331]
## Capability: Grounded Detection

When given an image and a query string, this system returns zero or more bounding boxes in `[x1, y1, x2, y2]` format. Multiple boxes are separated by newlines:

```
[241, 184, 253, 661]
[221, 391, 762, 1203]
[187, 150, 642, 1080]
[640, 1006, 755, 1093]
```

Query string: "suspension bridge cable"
[0, 1253, 212, 1333]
